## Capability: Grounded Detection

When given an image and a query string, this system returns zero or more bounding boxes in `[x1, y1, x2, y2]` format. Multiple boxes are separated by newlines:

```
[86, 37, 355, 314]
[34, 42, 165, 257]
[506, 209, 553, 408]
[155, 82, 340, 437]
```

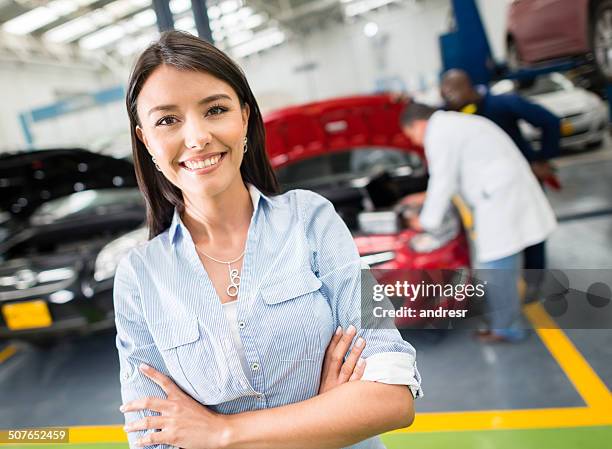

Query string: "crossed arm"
[122, 364, 414, 449]
[121, 326, 415, 449]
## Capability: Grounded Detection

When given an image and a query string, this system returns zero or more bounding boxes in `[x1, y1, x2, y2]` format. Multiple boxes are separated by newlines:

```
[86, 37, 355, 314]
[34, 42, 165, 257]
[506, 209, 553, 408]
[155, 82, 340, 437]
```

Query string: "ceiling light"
[237, 6, 254, 19]
[227, 30, 253, 46]
[175, 16, 195, 31]
[1, 0, 107, 35]
[79, 25, 126, 49]
[3, 6, 60, 34]
[44, 17, 96, 42]
[244, 13, 265, 29]
[170, 0, 191, 14]
[130, 9, 157, 28]
[232, 27, 285, 58]
[220, 0, 240, 15]
[49, 1, 79, 15]
[208, 5, 221, 20]
[104, 0, 142, 17]
[117, 30, 159, 56]
[221, 12, 239, 27]
[363, 21, 378, 37]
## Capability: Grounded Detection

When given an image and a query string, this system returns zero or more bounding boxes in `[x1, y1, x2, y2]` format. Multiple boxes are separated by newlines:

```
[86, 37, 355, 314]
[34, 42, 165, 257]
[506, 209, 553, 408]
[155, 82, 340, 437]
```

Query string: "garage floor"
[1, 144, 611, 448]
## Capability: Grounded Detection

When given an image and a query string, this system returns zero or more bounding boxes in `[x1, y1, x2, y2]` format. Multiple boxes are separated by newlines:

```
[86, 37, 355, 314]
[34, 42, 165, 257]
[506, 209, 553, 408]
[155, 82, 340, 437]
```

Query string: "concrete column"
[191, 0, 214, 43]
[152, 0, 175, 32]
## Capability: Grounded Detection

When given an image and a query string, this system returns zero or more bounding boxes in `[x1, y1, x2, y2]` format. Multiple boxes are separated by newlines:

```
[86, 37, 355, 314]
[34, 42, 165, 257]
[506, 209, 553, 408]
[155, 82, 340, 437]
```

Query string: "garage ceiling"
[0, 0, 411, 63]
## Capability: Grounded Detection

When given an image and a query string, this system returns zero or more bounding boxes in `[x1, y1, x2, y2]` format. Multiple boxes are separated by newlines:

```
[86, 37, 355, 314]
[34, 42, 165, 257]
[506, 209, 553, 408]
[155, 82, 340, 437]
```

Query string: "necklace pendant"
[227, 283, 239, 297]
[227, 266, 241, 297]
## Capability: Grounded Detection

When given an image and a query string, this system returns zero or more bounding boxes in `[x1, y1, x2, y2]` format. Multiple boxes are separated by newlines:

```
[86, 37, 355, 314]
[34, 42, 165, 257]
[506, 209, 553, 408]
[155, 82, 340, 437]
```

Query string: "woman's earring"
[243, 136, 248, 154]
[151, 156, 162, 172]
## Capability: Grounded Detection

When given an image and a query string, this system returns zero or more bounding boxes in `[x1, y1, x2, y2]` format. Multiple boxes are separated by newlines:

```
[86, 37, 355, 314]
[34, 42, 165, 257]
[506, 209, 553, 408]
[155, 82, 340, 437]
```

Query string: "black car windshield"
[276, 147, 423, 189]
[30, 188, 143, 226]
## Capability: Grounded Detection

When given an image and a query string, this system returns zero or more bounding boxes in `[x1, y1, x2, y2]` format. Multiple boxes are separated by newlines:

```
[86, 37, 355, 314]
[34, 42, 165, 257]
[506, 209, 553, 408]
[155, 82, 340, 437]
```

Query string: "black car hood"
[0, 189, 145, 260]
[0, 148, 137, 219]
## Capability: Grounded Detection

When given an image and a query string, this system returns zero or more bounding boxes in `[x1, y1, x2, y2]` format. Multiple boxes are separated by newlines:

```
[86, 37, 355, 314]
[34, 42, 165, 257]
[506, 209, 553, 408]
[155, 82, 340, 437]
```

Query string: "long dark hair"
[126, 31, 279, 239]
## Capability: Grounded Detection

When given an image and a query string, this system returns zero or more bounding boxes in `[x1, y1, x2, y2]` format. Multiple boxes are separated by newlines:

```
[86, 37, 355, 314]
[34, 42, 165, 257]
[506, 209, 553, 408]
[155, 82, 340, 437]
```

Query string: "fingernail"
[346, 325, 356, 335]
[139, 363, 149, 371]
[357, 358, 365, 367]
[335, 326, 342, 335]
[119, 405, 125, 413]
[356, 337, 365, 348]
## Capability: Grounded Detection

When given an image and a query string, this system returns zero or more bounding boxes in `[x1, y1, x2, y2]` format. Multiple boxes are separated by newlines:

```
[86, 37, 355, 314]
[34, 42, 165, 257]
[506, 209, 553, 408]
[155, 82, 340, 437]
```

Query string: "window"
[276, 147, 423, 189]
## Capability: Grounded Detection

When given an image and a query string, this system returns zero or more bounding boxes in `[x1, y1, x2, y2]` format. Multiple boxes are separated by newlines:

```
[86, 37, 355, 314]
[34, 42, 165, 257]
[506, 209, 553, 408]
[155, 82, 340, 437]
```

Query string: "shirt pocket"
[260, 269, 330, 362]
[150, 317, 222, 403]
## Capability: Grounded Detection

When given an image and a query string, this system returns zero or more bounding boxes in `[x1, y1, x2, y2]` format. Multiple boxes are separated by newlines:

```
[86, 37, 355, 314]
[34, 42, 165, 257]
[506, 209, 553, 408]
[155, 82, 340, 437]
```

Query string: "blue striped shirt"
[114, 184, 423, 449]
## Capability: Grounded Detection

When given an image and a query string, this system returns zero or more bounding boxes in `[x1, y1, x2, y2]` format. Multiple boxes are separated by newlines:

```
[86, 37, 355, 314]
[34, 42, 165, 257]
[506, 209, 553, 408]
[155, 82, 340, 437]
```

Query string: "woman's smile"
[179, 151, 228, 175]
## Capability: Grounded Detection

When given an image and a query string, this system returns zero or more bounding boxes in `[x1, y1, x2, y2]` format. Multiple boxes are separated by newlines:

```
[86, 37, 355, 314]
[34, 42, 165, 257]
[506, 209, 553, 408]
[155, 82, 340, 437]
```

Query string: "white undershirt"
[221, 300, 252, 382]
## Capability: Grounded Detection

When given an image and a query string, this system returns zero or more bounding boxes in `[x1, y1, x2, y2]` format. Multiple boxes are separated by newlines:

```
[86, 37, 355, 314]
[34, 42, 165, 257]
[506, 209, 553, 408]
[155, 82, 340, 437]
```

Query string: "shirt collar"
[168, 183, 272, 245]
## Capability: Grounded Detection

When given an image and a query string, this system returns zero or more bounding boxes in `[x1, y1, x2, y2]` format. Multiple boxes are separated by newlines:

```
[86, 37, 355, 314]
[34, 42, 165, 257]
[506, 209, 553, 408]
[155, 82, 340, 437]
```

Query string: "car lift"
[440, 0, 612, 123]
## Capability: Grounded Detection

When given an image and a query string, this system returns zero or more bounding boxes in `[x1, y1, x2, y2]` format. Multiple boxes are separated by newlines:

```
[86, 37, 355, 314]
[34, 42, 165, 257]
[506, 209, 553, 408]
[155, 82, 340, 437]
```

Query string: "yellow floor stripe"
[0, 344, 17, 364]
[394, 407, 612, 433]
[63, 405, 612, 443]
[524, 302, 612, 410]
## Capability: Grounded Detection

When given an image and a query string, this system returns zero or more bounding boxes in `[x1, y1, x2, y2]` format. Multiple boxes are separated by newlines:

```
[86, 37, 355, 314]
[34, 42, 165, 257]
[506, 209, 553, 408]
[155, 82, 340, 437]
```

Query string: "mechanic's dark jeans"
[523, 240, 546, 293]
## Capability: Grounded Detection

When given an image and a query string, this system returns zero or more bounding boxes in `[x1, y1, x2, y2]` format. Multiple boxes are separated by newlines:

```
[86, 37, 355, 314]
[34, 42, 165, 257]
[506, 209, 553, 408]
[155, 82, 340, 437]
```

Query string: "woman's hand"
[121, 364, 228, 449]
[318, 325, 367, 394]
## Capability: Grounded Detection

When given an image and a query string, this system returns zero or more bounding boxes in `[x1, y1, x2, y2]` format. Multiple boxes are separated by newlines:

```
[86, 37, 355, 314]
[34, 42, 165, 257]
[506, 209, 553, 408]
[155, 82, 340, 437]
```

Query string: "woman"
[115, 31, 422, 449]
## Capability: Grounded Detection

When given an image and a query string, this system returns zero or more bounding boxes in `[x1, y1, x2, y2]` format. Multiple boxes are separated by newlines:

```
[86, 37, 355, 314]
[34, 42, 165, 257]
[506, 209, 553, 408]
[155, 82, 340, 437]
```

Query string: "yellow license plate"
[2, 300, 52, 330]
[561, 120, 574, 136]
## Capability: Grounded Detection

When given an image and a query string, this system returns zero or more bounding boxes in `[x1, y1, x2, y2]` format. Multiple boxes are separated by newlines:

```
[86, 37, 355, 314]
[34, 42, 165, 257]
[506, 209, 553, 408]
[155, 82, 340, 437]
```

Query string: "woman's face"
[135, 65, 249, 202]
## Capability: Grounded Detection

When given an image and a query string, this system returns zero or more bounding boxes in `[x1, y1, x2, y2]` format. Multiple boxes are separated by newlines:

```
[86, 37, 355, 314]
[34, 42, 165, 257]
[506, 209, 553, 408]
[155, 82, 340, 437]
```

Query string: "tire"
[591, 0, 612, 81]
[506, 37, 522, 72]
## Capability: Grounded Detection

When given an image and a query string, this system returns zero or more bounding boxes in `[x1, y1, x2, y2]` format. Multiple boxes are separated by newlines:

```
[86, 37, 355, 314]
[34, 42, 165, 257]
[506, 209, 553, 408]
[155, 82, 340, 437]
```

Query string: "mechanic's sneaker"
[476, 328, 528, 343]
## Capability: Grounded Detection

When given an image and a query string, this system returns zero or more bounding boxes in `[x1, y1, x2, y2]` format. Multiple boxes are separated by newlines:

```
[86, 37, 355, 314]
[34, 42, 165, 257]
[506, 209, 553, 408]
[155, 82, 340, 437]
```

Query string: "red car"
[506, 0, 612, 80]
[264, 94, 471, 327]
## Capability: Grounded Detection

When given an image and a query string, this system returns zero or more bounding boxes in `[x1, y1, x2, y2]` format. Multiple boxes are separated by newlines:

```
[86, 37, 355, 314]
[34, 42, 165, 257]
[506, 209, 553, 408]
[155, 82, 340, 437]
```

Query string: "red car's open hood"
[263, 94, 422, 168]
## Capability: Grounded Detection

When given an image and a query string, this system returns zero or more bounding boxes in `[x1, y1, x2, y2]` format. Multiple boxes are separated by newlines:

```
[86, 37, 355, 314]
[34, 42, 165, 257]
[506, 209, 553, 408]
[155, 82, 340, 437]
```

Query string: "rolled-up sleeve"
[302, 191, 423, 399]
[113, 254, 177, 449]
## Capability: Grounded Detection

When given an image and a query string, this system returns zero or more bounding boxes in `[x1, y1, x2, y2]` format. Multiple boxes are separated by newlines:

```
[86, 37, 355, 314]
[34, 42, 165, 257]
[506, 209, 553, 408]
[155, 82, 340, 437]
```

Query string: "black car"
[0, 149, 145, 343]
[0, 188, 147, 342]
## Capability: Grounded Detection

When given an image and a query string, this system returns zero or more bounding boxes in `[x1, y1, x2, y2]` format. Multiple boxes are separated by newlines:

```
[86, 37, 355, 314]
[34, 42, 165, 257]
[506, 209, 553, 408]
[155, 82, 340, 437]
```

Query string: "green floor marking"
[2, 426, 610, 448]
[381, 425, 612, 449]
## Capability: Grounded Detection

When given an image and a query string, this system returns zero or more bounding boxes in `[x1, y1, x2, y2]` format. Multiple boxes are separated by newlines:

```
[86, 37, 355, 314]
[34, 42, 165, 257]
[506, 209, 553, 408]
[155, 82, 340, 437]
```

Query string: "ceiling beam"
[245, 0, 282, 20]
[65, 5, 152, 44]
[0, 0, 30, 25]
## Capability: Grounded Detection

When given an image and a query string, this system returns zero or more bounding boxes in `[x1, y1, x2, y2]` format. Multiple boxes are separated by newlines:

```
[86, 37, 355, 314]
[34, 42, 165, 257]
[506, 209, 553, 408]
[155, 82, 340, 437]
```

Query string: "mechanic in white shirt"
[399, 103, 557, 342]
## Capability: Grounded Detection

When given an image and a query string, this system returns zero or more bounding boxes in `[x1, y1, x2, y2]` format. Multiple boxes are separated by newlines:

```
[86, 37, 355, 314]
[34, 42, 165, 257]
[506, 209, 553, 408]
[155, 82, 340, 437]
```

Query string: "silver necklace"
[196, 246, 245, 297]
